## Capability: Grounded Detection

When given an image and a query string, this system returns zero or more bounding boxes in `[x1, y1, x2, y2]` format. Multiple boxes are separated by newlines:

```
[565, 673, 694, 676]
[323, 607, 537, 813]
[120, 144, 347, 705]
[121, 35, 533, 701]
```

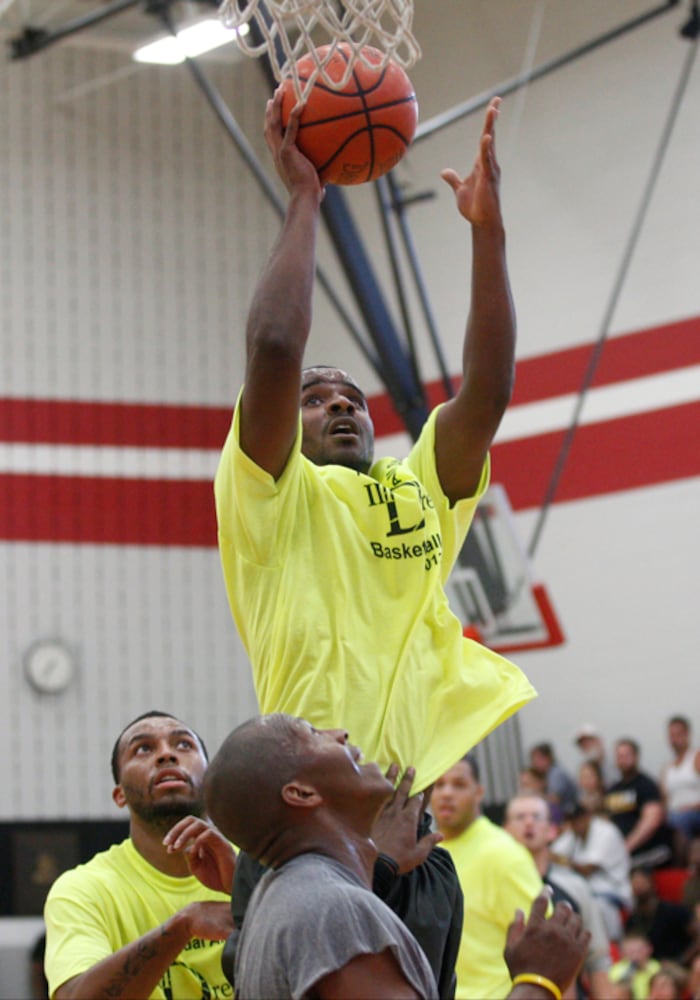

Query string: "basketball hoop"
[219, 0, 421, 102]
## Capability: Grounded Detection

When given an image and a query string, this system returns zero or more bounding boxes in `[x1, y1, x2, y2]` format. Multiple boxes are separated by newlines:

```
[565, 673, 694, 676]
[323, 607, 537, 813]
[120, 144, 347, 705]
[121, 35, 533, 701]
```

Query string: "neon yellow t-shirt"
[442, 816, 544, 999]
[44, 839, 231, 1000]
[609, 958, 661, 1000]
[215, 399, 537, 791]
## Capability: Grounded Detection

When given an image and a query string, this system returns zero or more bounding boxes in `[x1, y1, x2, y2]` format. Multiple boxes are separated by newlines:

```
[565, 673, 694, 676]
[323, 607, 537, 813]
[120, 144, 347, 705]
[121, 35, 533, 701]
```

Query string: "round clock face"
[24, 640, 75, 694]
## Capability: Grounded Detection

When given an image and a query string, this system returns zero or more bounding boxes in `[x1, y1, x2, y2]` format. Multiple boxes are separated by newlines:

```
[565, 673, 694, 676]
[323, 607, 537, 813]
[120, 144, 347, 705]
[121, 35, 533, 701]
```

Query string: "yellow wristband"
[512, 973, 563, 1000]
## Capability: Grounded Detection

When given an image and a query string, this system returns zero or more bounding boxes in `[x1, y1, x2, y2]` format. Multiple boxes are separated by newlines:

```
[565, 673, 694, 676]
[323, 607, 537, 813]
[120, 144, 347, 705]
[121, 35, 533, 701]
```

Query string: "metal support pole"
[414, 0, 680, 140]
[9, 0, 142, 59]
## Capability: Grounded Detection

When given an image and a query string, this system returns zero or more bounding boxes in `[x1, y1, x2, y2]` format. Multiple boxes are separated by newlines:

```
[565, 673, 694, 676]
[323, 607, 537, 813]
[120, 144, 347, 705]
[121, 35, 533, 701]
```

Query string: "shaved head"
[205, 714, 308, 856]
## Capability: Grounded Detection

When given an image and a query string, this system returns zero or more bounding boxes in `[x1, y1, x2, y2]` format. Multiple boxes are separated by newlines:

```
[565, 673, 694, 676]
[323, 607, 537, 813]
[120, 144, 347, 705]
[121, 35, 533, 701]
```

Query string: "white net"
[219, 0, 421, 101]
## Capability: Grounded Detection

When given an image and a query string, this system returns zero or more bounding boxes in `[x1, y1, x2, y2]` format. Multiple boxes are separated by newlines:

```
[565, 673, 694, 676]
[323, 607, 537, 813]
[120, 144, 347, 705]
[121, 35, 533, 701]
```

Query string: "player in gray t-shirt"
[204, 713, 591, 1000]
[205, 714, 437, 998]
[238, 852, 436, 999]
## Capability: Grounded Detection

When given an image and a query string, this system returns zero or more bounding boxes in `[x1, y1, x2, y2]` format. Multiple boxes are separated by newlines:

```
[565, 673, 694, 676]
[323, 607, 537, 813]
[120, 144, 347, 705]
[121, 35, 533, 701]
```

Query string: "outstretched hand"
[264, 87, 324, 199]
[163, 816, 236, 895]
[372, 765, 443, 874]
[505, 889, 590, 994]
[441, 95, 503, 229]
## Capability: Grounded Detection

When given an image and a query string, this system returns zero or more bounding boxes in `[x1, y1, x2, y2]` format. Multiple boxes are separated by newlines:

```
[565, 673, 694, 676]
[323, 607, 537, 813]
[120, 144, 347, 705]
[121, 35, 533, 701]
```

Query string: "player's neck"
[272, 830, 377, 887]
[129, 817, 191, 877]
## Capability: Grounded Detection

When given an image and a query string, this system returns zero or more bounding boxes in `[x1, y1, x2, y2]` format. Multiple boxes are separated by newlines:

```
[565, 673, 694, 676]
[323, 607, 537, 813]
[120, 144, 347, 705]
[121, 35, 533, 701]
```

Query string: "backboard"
[447, 483, 565, 654]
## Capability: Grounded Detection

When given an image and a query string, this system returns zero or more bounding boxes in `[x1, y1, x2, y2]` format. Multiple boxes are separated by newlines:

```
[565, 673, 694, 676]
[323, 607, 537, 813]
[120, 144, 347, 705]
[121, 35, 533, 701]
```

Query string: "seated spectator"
[605, 738, 674, 869]
[574, 724, 613, 786]
[518, 766, 563, 825]
[551, 802, 632, 944]
[660, 716, 700, 865]
[518, 766, 547, 797]
[504, 793, 612, 999]
[578, 759, 607, 816]
[530, 742, 579, 816]
[625, 865, 694, 963]
[647, 963, 688, 1000]
[609, 930, 661, 1000]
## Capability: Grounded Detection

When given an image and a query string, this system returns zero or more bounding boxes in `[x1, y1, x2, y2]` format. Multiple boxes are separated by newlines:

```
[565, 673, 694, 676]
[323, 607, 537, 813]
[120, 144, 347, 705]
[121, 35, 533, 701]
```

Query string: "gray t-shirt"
[234, 853, 438, 999]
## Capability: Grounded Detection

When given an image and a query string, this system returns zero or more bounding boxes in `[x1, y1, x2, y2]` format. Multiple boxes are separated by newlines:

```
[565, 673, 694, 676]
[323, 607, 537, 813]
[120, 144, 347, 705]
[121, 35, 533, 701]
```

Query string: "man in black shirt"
[605, 739, 673, 868]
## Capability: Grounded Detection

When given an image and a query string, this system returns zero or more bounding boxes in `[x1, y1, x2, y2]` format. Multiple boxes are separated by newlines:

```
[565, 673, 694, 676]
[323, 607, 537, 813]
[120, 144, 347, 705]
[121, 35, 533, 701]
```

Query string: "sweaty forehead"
[301, 367, 364, 395]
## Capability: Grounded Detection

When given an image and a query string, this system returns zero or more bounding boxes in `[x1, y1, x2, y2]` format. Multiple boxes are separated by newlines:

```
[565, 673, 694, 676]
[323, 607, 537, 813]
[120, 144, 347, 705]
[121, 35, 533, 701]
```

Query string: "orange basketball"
[280, 44, 418, 186]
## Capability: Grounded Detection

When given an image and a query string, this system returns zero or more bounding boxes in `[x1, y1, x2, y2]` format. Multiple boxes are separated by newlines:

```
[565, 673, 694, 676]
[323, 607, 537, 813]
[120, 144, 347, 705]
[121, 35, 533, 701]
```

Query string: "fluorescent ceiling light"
[133, 19, 247, 65]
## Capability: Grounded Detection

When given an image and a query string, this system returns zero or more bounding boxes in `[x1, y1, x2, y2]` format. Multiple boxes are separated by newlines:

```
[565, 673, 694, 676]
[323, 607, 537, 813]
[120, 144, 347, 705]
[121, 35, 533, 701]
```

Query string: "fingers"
[385, 763, 400, 785]
[440, 167, 462, 193]
[529, 886, 553, 922]
[505, 907, 526, 950]
[393, 766, 417, 805]
[417, 830, 444, 855]
[163, 815, 208, 852]
[282, 97, 303, 145]
[551, 899, 576, 926]
[484, 95, 501, 134]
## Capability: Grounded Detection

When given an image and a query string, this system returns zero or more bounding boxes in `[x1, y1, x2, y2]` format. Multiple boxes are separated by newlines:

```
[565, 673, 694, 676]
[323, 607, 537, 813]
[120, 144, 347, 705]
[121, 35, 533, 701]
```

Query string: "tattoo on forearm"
[103, 931, 166, 996]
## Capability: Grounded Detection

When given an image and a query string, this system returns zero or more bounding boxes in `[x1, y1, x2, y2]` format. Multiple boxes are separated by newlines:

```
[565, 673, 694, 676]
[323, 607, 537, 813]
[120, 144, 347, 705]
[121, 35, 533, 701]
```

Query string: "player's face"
[113, 716, 207, 825]
[505, 797, 553, 852]
[432, 760, 483, 837]
[292, 719, 392, 806]
[300, 368, 375, 474]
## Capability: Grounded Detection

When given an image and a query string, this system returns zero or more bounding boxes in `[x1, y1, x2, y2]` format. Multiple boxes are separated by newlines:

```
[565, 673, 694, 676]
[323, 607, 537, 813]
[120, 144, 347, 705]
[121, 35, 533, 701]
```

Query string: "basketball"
[280, 44, 418, 186]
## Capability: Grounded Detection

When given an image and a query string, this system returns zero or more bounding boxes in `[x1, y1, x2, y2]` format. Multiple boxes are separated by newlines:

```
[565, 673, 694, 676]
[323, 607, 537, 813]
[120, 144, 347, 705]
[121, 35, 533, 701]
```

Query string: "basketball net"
[219, 0, 421, 101]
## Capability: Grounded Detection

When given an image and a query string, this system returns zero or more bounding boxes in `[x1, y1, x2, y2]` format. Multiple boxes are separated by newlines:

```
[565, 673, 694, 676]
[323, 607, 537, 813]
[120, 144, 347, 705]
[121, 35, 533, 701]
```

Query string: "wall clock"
[24, 639, 75, 694]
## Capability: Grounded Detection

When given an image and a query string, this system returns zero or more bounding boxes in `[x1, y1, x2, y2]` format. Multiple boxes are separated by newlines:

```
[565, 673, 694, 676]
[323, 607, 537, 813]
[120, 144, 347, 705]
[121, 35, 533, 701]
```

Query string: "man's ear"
[112, 785, 127, 809]
[281, 781, 322, 809]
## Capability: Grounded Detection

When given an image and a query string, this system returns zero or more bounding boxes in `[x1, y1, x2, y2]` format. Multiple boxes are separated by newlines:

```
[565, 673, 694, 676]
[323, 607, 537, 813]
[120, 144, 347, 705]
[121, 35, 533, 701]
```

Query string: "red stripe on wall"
[1, 317, 697, 446]
[510, 316, 700, 406]
[0, 476, 217, 546]
[0, 398, 232, 448]
[0, 403, 697, 544]
[491, 400, 700, 511]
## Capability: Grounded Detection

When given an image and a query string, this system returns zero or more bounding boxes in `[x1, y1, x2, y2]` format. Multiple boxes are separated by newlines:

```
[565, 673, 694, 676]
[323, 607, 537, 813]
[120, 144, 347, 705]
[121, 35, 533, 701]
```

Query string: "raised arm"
[239, 89, 325, 480]
[505, 891, 590, 1000]
[436, 96, 516, 504]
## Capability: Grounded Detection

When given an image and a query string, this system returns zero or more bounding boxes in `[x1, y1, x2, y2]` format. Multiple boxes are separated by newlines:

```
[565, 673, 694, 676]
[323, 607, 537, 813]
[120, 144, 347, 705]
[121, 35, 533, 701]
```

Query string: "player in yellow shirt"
[44, 711, 234, 999]
[433, 753, 544, 999]
[215, 91, 536, 794]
